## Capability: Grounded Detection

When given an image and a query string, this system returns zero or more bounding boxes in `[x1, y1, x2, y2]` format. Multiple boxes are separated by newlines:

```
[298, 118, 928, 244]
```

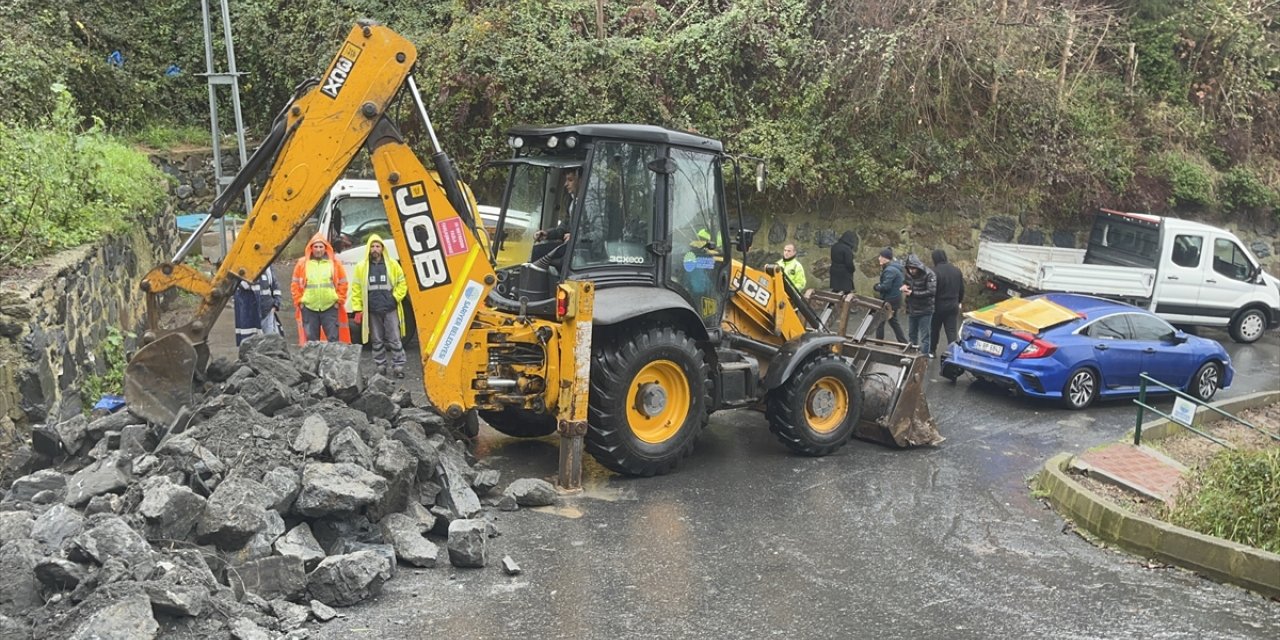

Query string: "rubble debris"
[0, 334, 531, 639]
[504, 478, 558, 507]
[501, 555, 522, 576]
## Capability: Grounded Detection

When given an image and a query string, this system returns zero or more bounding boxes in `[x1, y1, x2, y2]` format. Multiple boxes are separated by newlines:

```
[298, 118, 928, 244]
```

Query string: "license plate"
[973, 340, 1004, 356]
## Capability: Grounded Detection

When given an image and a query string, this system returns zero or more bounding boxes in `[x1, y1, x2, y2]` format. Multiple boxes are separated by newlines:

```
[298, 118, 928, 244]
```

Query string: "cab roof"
[506, 123, 723, 153]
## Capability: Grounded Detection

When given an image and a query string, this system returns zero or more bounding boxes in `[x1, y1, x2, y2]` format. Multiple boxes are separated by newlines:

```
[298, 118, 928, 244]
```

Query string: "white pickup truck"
[977, 209, 1280, 343]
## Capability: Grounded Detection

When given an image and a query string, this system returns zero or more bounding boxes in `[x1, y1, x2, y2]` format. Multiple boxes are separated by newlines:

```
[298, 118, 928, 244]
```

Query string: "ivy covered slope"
[1, 0, 1276, 249]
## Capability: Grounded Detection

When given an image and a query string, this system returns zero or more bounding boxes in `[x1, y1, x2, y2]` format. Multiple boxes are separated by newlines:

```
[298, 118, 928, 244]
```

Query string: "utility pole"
[199, 0, 254, 264]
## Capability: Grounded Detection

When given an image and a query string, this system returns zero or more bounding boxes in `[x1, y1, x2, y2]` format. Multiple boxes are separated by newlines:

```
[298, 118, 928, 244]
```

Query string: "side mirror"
[754, 162, 766, 193]
[1170, 330, 1189, 344]
[737, 228, 755, 253]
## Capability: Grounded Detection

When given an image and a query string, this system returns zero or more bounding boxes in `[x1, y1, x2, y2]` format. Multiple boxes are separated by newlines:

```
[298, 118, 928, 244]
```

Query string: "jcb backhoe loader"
[125, 21, 940, 489]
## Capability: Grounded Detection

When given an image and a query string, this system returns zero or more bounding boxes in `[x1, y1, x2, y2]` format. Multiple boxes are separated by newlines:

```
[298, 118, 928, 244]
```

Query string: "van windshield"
[332, 195, 390, 250]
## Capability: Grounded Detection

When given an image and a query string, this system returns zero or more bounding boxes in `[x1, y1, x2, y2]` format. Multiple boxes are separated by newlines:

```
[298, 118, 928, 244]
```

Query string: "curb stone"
[1035, 390, 1280, 599]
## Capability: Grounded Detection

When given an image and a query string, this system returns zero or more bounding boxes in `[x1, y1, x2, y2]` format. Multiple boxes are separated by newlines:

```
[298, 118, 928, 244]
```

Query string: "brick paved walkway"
[1072, 443, 1187, 504]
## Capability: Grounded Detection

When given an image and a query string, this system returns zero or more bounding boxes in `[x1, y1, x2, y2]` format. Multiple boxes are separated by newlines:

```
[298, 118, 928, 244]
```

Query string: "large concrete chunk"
[142, 581, 210, 618]
[231, 555, 306, 601]
[292, 415, 329, 456]
[274, 523, 326, 571]
[0, 540, 42, 614]
[138, 476, 207, 541]
[446, 519, 487, 568]
[0, 512, 33, 544]
[262, 466, 301, 513]
[53, 584, 159, 640]
[196, 476, 273, 550]
[294, 463, 387, 518]
[350, 391, 399, 423]
[307, 550, 392, 607]
[65, 453, 132, 507]
[318, 343, 364, 402]
[66, 515, 154, 571]
[5, 469, 67, 503]
[328, 427, 373, 469]
[379, 514, 440, 568]
[438, 450, 482, 519]
[245, 350, 303, 389]
[31, 503, 85, 553]
[370, 439, 416, 520]
[35, 557, 90, 590]
[504, 478, 558, 507]
[237, 376, 295, 417]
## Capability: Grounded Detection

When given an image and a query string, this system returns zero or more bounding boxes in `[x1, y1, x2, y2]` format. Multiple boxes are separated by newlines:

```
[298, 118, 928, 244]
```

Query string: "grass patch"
[81, 327, 129, 414]
[1166, 447, 1280, 554]
[127, 123, 214, 150]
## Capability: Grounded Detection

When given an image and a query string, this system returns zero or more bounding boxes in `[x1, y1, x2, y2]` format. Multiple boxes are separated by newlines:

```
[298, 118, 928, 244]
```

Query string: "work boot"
[393, 366, 405, 379]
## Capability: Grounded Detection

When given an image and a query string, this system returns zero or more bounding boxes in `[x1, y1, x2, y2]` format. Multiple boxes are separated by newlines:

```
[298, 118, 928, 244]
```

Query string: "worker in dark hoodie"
[829, 231, 857, 294]
[872, 247, 908, 343]
[900, 254, 937, 357]
[930, 248, 965, 357]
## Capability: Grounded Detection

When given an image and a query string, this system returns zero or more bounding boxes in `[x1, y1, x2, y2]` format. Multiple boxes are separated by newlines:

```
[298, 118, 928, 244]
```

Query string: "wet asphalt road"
[210, 299, 1280, 639]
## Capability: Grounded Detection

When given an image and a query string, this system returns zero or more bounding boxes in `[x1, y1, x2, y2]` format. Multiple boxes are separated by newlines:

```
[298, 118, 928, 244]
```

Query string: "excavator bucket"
[804, 290, 944, 447]
[124, 332, 201, 426]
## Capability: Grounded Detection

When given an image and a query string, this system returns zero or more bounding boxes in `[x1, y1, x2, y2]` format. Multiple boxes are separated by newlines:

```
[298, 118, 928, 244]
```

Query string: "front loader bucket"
[124, 332, 201, 426]
[804, 290, 944, 447]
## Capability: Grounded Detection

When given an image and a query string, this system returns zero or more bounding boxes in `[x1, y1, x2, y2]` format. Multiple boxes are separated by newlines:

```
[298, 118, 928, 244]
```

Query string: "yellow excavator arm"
[126, 22, 496, 425]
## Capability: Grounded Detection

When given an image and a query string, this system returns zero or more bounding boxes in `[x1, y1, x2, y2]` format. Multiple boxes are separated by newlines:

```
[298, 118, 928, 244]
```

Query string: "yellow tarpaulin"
[965, 297, 1079, 334]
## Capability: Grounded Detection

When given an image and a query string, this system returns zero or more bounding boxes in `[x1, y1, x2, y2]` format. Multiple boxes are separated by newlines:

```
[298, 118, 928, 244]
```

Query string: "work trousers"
[302, 306, 340, 342]
[930, 306, 960, 356]
[874, 297, 908, 343]
[369, 310, 406, 368]
[908, 312, 934, 356]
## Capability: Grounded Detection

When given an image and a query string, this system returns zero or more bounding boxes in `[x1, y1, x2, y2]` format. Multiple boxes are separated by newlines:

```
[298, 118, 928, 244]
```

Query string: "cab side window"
[1170, 234, 1202, 268]
[1212, 239, 1252, 282]
[1086, 315, 1130, 340]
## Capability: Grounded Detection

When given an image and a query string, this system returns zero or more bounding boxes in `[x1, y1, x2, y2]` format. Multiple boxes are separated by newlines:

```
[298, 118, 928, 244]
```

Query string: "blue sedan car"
[940, 293, 1233, 409]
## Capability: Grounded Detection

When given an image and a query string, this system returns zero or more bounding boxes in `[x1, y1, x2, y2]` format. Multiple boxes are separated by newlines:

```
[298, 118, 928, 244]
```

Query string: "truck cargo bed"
[977, 242, 1155, 299]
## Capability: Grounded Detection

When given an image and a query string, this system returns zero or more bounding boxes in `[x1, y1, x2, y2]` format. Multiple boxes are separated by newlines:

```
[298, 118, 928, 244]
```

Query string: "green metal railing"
[1133, 373, 1280, 447]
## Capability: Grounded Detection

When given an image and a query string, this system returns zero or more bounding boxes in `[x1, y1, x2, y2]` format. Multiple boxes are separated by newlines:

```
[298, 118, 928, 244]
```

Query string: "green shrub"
[81, 327, 129, 413]
[1167, 447, 1280, 554]
[0, 85, 167, 268]
[1153, 151, 1216, 207]
[1219, 167, 1279, 213]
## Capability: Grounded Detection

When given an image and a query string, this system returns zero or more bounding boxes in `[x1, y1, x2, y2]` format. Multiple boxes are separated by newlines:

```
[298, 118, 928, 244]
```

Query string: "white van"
[977, 209, 1280, 343]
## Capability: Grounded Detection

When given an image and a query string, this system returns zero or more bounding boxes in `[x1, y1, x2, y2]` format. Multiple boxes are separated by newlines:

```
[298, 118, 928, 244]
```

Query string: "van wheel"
[1228, 308, 1266, 344]
[1190, 361, 1222, 402]
[586, 326, 709, 477]
[1060, 368, 1098, 410]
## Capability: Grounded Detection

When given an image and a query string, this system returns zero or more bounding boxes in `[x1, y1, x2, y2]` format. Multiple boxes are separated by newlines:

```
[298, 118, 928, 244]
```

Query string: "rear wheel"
[586, 326, 708, 476]
[1060, 367, 1098, 410]
[1190, 361, 1222, 402]
[477, 407, 557, 438]
[1228, 308, 1266, 344]
[766, 354, 862, 456]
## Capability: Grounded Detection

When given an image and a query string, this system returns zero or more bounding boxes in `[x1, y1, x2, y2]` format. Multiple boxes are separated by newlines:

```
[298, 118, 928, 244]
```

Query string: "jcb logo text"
[394, 182, 451, 290]
[321, 44, 362, 99]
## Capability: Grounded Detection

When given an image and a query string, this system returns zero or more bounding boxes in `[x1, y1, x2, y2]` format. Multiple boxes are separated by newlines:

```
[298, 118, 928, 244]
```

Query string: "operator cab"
[489, 124, 734, 331]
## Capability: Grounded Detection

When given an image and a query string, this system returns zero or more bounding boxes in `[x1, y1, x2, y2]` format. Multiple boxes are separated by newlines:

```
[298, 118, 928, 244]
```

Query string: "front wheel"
[1060, 367, 1098, 410]
[766, 354, 862, 456]
[1190, 361, 1222, 402]
[586, 326, 709, 477]
[1229, 308, 1267, 344]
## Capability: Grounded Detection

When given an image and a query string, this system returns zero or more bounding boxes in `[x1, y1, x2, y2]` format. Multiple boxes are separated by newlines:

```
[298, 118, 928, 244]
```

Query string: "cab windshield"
[490, 156, 585, 267]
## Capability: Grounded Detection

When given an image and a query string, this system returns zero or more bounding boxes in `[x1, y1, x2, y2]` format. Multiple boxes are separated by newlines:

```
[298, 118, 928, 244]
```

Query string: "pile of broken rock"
[0, 335, 559, 639]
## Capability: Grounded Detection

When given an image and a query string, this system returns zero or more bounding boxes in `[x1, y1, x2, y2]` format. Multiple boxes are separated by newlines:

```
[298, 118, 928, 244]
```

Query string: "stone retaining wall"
[0, 207, 178, 447]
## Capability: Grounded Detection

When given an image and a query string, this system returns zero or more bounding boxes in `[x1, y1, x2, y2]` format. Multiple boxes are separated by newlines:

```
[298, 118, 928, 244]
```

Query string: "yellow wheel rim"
[805, 376, 849, 434]
[626, 359, 691, 444]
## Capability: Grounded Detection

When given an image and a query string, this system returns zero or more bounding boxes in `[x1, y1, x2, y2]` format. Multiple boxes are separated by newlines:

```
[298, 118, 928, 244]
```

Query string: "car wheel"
[1228, 308, 1266, 344]
[940, 362, 963, 382]
[1060, 368, 1098, 410]
[1191, 361, 1222, 402]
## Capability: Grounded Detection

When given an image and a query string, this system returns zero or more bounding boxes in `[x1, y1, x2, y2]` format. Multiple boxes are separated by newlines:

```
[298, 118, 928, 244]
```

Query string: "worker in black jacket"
[829, 231, 856, 293]
[930, 248, 966, 357]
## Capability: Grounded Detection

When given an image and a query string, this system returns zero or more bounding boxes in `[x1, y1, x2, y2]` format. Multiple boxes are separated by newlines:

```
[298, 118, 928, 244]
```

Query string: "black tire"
[1060, 367, 1098, 410]
[940, 361, 964, 383]
[765, 354, 863, 456]
[1190, 361, 1223, 402]
[477, 407, 557, 438]
[1228, 307, 1267, 344]
[586, 325, 709, 477]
